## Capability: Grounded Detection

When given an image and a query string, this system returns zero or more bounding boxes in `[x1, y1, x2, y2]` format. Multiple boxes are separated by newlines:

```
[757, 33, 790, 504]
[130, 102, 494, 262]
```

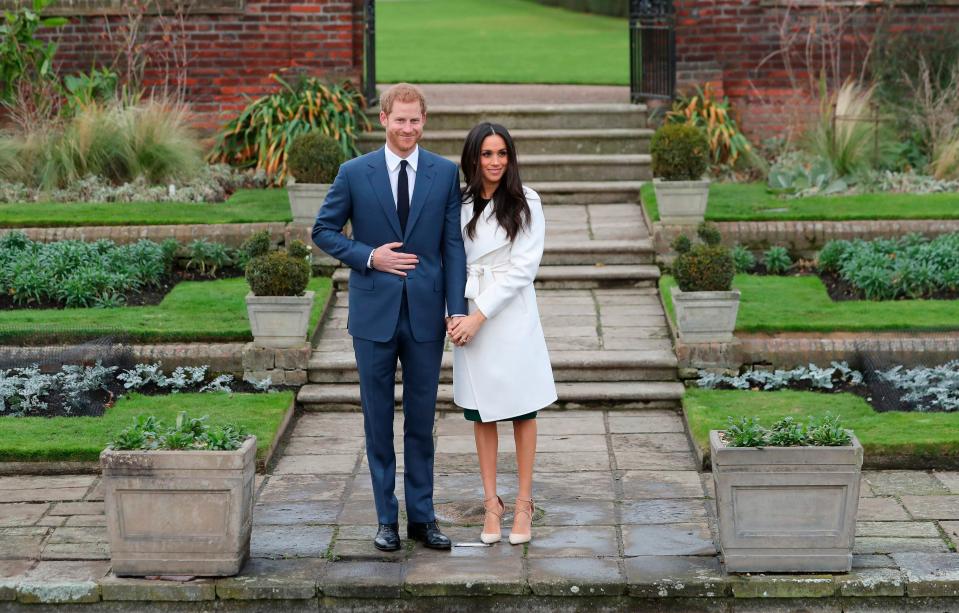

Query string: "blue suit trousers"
[352, 292, 444, 525]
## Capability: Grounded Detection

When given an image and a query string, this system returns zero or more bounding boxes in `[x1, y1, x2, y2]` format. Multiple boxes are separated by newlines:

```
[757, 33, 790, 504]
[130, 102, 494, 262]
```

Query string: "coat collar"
[462, 197, 510, 263]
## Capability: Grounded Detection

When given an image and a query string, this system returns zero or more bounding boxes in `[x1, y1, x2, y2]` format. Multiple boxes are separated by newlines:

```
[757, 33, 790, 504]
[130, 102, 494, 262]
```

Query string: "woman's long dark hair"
[460, 122, 531, 242]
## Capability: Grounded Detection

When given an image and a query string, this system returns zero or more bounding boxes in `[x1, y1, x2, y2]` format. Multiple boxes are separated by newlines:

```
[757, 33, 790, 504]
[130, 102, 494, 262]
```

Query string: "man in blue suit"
[313, 83, 467, 551]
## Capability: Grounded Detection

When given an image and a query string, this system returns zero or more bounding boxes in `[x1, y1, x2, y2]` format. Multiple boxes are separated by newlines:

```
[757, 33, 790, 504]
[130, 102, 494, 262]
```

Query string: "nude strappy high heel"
[509, 497, 534, 545]
[480, 495, 504, 544]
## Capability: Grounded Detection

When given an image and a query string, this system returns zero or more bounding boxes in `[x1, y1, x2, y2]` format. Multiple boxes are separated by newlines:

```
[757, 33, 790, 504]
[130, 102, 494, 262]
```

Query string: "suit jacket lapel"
[404, 150, 435, 241]
[367, 148, 403, 240]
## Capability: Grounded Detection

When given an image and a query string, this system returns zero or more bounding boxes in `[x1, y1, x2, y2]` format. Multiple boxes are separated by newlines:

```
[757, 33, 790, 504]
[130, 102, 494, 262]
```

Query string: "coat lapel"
[367, 148, 403, 240]
[462, 197, 510, 263]
[404, 150, 435, 240]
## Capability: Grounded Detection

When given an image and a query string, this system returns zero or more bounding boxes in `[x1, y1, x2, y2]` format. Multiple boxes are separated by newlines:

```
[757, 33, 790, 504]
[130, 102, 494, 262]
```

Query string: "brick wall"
[24, 0, 364, 132]
[673, 0, 959, 137]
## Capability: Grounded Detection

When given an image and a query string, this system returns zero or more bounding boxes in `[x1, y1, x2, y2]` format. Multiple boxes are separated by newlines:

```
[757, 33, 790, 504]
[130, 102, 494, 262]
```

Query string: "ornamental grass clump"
[243, 231, 311, 297]
[650, 123, 709, 181]
[723, 413, 852, 448]
[2, 100, 203, 190]
[672, 222, 735, 292]
[287, 131, 345, 184]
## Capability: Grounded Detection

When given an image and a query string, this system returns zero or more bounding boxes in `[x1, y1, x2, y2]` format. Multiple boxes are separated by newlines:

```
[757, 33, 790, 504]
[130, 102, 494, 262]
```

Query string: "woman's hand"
[449, 311, 486, 346]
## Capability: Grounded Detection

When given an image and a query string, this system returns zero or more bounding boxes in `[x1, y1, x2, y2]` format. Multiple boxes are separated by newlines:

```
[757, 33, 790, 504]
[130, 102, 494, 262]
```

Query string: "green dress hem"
[463, 408, 538, 423]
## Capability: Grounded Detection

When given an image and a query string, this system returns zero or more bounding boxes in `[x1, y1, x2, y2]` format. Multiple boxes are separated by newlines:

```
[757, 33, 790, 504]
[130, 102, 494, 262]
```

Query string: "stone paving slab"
[3, 411, 959, 608]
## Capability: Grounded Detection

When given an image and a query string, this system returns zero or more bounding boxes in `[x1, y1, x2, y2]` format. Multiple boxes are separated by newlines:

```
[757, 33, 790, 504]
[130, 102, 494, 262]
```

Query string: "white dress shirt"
[384, 144, 417, 208]
[368, 145, 418, 269]
[368, 145, 465, 318]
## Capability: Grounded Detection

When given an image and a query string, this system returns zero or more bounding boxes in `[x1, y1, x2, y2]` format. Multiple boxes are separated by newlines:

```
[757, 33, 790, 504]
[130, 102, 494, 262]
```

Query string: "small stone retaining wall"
[0, 222, 289, 247]
[0, 343, 245, 375]
[675, 333, 959, 372]
[654, 219, 959, 258]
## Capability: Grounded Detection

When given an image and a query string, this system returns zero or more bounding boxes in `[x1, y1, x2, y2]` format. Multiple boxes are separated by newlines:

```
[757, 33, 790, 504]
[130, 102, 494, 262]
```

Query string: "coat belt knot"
[464, 263, 510, 300]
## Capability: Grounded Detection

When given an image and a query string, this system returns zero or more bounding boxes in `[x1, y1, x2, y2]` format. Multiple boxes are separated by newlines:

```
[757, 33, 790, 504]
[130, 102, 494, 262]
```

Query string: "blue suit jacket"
[312, 146, 468, 343]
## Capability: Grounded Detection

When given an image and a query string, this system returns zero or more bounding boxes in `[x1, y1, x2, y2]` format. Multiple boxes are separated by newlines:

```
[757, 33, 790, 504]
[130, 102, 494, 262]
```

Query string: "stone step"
[315, 239, 654, 271]
[443, 154, 651, 183]
[401, 103, 649, 131]
[527, 182, 644, 205]
[308, 349, 679, 384]
[331, 264, 660, 291]
[297, 381, 685, 411]
[539, 239, 654, 266]
[360, 128, 653, 156]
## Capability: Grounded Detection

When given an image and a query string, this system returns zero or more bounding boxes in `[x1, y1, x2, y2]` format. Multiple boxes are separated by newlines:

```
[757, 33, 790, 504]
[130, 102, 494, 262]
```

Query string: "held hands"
[448, 311, 486, 346]
[372, 242, 418, 276]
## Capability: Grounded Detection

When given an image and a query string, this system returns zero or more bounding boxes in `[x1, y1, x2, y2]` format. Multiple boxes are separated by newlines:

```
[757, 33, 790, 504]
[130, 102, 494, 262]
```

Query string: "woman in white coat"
[448, 123, 557, 546]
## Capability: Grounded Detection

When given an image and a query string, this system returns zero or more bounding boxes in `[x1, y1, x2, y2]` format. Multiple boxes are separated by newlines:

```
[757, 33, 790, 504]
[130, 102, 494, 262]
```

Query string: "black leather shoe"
[374, 523, 401, 551]
[407, 521, 452, 550]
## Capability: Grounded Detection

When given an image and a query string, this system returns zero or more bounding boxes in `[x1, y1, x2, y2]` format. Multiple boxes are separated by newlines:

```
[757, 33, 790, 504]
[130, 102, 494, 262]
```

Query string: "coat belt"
[465, 263, 510, 300]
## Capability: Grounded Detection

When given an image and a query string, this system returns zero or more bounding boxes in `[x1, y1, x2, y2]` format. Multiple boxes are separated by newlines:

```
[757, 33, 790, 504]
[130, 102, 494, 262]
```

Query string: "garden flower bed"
[0, 276, 331, 344]
[684, 387, 959, 469]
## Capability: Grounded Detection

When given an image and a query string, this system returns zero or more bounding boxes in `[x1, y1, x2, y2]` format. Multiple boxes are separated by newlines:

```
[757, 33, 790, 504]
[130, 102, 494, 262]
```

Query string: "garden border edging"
[654, 219, 959, 258]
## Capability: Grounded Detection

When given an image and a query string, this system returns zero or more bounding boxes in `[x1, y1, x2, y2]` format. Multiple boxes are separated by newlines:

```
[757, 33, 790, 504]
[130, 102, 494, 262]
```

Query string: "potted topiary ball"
[650, 123, 711, 224]
[286, 131, 346, 226]
[670, 222, 740, 342]
[243, 231, 314, 348]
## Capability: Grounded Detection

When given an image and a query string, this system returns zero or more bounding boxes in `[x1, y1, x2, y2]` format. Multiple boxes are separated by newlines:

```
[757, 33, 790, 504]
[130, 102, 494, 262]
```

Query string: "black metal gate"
[630, 0, 676, 102]
[363, 0, 378, 106]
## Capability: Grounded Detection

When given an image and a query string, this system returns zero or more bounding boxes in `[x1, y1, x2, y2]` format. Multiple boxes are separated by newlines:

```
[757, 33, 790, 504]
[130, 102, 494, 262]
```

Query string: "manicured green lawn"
[0, 189, 291, 227]
[661, 274, 959, 333]
[684, 388, 959, 468]
[0, 277, 332, 344]
[0, 391, 293, 463]
[378, 0, 628, 84]
[642, 182, 959, 222]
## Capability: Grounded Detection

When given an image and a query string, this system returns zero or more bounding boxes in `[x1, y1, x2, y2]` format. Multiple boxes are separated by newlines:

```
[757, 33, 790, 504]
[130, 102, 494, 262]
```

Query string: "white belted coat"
[452, 186, 557, 421]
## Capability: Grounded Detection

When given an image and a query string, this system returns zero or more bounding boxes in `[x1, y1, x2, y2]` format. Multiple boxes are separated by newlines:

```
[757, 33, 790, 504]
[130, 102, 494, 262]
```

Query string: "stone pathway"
[3, 416, 959, 604]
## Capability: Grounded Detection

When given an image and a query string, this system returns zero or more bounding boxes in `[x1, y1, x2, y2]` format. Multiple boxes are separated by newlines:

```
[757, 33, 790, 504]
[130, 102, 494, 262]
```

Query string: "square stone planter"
[710, 430, 863, 573]
[287, 182, 330, 226]
[246, 290, 315, 348]
[101, 437, 256, 577]
[653, 178, 710, 224]
[671, 286, 739, 343]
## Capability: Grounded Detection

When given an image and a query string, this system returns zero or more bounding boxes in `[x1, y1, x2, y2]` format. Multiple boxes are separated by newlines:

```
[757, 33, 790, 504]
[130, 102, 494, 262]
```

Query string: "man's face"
[380, 99, 425, 156]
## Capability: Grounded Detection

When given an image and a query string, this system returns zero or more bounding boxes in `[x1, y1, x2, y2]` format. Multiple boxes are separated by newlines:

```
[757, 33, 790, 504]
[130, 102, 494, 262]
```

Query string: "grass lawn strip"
[0, 189, 291, 227]
[0, 276, 332, 344]
[0, 391, 293, 463]
[684, 388, 959, 468]
[642, 182, 959, 222]
[379, 0, 627, 85]
[661, 274, 959, 333]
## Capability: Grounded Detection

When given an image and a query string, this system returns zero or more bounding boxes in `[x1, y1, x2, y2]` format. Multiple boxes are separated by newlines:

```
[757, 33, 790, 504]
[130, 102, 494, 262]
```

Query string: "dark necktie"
[397, 159, 410, 235]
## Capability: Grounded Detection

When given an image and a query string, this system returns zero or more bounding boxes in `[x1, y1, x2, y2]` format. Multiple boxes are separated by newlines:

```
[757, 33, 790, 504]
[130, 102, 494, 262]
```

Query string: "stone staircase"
[299, 102, 683, 411]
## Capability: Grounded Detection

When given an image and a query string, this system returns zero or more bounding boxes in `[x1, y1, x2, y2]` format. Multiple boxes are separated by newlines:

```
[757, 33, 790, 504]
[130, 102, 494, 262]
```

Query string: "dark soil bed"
[6, 378, 297, 419]
[0, 267, 246, 311]
[713, 354, 954, 414]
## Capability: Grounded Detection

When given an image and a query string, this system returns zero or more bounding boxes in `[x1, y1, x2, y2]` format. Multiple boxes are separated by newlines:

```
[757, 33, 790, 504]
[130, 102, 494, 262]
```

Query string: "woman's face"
[479, 134, 508, 188]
